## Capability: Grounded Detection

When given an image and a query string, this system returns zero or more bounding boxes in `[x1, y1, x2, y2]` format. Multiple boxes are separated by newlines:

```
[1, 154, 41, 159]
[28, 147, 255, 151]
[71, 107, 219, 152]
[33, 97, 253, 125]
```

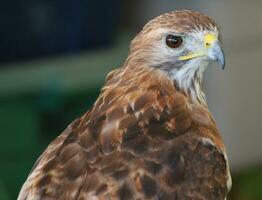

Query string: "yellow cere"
[204, 33, 217, 47]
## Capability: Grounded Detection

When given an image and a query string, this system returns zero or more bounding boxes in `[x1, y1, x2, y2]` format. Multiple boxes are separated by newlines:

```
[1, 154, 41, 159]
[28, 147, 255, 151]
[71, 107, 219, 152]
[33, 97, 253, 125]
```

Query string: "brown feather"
[18, 10, 230, 200]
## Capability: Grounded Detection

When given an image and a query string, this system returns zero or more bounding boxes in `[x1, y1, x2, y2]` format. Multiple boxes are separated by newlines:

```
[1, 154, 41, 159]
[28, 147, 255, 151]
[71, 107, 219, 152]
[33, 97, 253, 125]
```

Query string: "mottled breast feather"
[18, 63, 230, 200]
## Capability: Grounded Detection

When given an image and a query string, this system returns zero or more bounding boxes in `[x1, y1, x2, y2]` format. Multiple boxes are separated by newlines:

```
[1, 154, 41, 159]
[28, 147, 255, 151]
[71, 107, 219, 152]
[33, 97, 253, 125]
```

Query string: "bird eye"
[166, 34, 183, 48]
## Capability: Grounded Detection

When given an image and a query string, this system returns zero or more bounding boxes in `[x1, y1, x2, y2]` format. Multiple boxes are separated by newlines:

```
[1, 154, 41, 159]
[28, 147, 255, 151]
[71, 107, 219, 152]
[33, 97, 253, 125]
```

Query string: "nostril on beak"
[204, 33, 217, 48]
[205, 42, 213, 47]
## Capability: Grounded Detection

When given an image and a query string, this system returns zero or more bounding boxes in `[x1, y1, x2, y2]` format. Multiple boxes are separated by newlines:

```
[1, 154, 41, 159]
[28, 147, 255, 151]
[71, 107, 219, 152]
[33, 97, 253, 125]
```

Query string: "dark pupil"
[166, 35, 183, 48]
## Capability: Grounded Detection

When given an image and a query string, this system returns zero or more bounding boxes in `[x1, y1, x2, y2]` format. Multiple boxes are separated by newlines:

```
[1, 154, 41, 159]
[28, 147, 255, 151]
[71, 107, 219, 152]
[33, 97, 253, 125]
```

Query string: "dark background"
[0, 0, 261, 199]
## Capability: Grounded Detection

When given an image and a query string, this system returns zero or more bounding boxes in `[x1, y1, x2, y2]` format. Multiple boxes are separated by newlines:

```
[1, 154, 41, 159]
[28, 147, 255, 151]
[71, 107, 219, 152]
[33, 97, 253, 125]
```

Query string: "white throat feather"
[170, 58, 209, 106]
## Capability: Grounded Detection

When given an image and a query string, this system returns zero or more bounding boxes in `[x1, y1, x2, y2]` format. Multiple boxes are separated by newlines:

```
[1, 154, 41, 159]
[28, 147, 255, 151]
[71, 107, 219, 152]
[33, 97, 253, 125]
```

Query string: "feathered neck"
[98, 59, 208, 113]
[103, 64, 175, 97]
[168, 59, 209, 107]
[122, 46, 209, 106]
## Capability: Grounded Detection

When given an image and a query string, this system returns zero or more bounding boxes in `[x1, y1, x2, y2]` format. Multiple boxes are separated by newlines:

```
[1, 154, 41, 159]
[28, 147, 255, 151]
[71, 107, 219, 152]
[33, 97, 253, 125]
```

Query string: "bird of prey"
[18, 10, 231, 200]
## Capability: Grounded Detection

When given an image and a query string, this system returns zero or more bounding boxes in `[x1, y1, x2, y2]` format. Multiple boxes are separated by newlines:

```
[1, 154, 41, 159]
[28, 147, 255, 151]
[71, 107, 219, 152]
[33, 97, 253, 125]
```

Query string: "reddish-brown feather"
[18, 10, 230, 200]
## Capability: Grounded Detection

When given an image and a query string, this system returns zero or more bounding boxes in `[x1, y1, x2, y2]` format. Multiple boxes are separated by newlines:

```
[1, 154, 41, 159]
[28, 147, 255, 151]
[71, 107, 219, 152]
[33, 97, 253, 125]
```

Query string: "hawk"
[18, 10, 232, 200]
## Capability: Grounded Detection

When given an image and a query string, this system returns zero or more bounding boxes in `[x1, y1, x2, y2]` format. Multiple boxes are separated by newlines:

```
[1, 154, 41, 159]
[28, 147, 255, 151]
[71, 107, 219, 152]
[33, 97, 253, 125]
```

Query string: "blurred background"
[0, 0, 261, 199]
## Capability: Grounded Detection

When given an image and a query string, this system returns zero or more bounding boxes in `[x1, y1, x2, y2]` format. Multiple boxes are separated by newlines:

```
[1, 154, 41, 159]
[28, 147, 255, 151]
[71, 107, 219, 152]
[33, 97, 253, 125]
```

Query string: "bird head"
[127, 10, 225, 105]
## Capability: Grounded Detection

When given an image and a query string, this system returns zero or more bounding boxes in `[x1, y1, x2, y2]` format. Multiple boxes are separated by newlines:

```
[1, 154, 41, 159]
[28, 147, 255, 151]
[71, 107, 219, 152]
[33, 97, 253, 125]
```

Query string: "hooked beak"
[178, 33, 226, 70]
[208, 41, 225, 70]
